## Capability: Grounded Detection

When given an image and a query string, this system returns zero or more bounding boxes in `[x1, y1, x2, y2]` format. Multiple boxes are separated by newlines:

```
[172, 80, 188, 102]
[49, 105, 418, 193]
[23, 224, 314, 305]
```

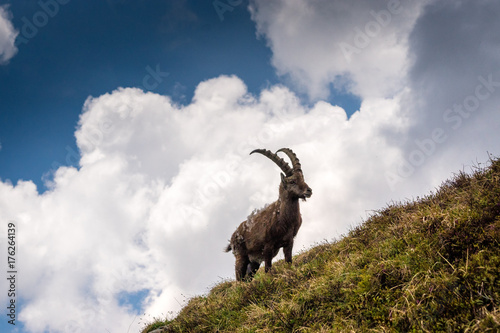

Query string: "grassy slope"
[142, 158, 500, 332]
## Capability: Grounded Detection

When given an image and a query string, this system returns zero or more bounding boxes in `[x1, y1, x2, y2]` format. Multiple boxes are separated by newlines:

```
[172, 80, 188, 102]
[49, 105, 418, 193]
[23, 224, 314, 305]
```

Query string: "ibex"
[225, 148, 312, 281]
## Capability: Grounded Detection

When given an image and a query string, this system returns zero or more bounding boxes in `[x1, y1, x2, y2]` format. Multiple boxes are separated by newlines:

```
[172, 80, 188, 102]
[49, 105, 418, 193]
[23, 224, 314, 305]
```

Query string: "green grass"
[142, 158, 500, 332]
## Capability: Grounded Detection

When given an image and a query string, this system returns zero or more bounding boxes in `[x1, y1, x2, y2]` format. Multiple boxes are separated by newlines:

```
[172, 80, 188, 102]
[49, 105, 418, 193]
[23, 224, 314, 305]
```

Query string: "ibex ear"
[281, 173, 286, 182]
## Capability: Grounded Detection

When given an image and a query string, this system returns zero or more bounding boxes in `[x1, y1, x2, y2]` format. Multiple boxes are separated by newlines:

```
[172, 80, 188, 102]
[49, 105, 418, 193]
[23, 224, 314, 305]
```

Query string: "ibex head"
[250, 148, 312, 200]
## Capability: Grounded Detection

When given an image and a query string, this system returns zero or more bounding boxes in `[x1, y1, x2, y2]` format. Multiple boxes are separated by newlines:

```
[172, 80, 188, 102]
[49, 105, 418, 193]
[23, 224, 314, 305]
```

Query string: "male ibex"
[225, 148, 312, 281]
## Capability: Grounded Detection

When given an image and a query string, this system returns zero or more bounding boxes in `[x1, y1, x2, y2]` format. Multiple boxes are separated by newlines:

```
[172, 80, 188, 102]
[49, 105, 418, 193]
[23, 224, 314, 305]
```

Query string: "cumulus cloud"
[249, 0, 427, 100]
[249, 0, 500, 190]
[406, 0, 500, 138]
[0, 5, 18, 64]
[388, 0, 500, 188]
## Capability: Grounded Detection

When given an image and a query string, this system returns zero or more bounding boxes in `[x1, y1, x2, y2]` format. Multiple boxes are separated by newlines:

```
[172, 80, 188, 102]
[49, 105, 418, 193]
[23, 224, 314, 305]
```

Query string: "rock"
[148, 327, 167, 333]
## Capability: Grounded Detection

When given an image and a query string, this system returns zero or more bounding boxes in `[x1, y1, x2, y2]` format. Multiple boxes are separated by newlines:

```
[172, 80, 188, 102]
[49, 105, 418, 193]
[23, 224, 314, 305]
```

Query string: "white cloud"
[249, 0, 500, 190]
[249, 0, 428, 100]
[0, 5, 18, 64]
[387, 0, 500, 190]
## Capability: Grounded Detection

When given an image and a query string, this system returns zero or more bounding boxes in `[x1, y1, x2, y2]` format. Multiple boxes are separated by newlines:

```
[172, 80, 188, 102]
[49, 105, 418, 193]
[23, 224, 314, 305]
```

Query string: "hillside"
[142, 158, 500, 332]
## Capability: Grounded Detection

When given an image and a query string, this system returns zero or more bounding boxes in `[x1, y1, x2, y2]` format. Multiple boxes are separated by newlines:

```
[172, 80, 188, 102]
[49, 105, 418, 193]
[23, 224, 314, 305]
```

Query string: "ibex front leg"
[283, 241, 293, 264]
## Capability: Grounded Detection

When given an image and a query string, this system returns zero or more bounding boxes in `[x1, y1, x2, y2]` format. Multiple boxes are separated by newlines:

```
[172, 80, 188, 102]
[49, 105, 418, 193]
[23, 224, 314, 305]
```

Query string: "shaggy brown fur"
[225, 148, 312, 281]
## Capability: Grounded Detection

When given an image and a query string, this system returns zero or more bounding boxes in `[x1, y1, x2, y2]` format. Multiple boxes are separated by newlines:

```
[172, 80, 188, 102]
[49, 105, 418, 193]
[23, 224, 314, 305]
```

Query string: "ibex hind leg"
[235, 256, 250, 281]
[264, 255, 273, 273]
[283, 242, 293, 264]
[263, 245, 277, 272]
[246, 261, 261, 280]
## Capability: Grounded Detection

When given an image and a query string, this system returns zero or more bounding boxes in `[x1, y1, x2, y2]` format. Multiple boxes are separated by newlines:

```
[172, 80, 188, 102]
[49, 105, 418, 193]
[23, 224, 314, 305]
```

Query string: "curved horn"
[277, 148, 302, 173]
[250, 148, 293, 176]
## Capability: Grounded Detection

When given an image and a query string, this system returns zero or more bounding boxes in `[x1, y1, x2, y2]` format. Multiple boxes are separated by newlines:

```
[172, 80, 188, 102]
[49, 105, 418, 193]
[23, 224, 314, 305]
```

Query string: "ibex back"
[225, 148, 312, 281]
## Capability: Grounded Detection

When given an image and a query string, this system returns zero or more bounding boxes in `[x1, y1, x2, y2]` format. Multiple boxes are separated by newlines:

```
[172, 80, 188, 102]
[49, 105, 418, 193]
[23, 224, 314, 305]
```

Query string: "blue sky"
[0, 0, 274, 192]
[0, 0, 362, 193]
[1, 1, 499, 332]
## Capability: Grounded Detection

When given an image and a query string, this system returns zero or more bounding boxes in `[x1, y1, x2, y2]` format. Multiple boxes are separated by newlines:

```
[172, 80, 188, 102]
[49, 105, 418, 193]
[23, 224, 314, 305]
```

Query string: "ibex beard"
[225, 148, 312, 281]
